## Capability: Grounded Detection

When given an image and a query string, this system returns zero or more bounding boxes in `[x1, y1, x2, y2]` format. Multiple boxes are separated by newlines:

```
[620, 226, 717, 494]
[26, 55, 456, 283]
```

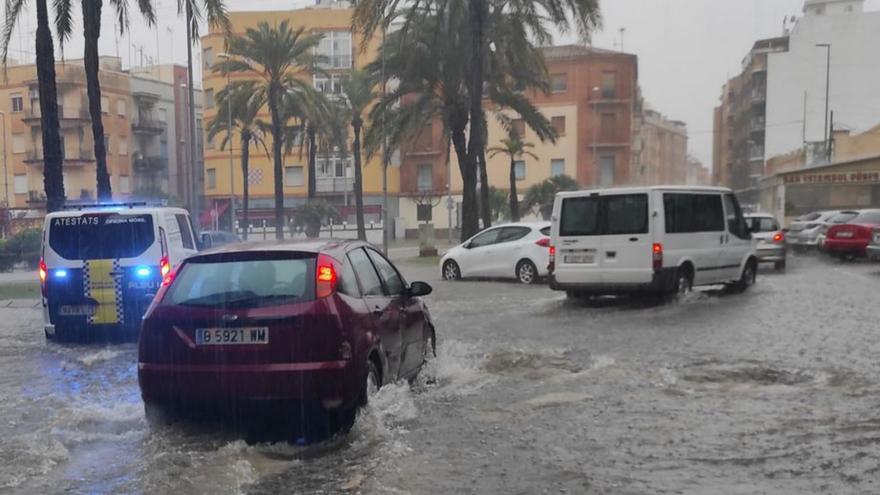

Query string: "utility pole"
[827, 110, 834, 163]
[816, 43, 831, 157]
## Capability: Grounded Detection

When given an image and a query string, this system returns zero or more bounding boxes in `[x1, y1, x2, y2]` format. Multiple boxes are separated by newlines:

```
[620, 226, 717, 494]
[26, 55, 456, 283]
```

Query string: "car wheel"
[516, 260, 538, 285]
[442, 260, 461, 281]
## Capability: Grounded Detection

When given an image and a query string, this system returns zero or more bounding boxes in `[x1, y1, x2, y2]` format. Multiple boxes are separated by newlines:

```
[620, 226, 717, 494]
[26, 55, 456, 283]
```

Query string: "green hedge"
[2, 228, 42, 268]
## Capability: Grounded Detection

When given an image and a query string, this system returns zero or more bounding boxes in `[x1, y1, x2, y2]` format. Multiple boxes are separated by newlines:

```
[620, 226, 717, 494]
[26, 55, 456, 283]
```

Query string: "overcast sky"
[6, 0, 879, 169]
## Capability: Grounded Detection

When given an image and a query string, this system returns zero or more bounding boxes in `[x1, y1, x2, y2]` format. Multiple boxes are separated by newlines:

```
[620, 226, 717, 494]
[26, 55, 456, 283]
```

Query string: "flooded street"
[2, 255, 880, 494]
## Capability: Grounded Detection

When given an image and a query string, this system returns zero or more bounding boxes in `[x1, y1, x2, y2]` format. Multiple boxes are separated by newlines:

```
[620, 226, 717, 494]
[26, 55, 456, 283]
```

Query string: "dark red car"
[138, 240, 435, 430]
[824, 209, 880, 260]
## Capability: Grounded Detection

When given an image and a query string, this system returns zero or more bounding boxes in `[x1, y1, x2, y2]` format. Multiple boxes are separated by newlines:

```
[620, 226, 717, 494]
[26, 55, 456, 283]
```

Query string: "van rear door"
[599, 192, 653, 284]
[553, 194, 602, 284]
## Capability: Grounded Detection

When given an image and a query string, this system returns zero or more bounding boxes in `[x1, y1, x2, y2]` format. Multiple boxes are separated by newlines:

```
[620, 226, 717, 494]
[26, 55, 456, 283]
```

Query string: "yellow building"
[1, 57, 134, 210]
[200, 3, 397, 232]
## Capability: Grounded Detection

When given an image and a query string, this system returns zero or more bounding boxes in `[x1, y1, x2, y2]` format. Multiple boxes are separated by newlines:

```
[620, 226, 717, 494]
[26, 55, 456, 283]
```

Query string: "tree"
[2, 0, 65, 211]
[52, 0, 156, 202]
[488, 133, 538, 222]
[206, 81, 269, 241]
[340, 69, 376, 241]
[222, 21, 323, 239]
[521, 174, 579, 220]
[487, 186, 507, 223]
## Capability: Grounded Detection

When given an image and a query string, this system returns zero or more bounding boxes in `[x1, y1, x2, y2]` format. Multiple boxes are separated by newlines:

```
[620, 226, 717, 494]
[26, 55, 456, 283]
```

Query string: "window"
[120, 176, 130, 194]
[116, 99, 126, 117]
[723, 194, 750, 239]
[498, 227, 531, 243]
[599, 155, 615, 186]
[664, 194, 725, 233]
[203, 47, 213, 69]
[560, 196, 600, 237]
[366, 249, 406, 296]
[205, 89, 214, 109]
[551, 73, 567, 92]
[11, 94, 22, 112]
[160, 141, 169, 159]
[206, 168, 217, 189]
[315, 31, 352, 69]
[12, 134, 24, 154]
[13, 175, 26, 194]
[118, 138, 127, 156]
[314, 74, 347, 95]
[316, 155, 350, 178]
[604, 194, 649, 235]
[348, 248, 384, 296]
[285, 166, 304, 186]
[48, 214, 155, 260]
[337, 259, 360, 297]
[514, 160, 525, 181]
[417, 163, 433, 191]
[551, 159, 565, 177]
[552, 116, 566, 136]
[469, 228, 502, 248]
[601, 71, 617, 98]
[101, 96, 109, 113]
[158, 108, 167, 122]
[176, 214, 196, 250]
[511, 119, 525, 137]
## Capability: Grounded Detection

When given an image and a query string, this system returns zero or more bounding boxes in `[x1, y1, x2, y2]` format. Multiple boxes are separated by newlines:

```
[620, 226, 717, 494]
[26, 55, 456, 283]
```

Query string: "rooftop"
[541, 44, 631, 60]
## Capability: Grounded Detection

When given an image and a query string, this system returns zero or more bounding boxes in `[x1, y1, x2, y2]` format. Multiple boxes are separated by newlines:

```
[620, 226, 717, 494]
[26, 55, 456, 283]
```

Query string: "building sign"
[783, 171, 880, 185]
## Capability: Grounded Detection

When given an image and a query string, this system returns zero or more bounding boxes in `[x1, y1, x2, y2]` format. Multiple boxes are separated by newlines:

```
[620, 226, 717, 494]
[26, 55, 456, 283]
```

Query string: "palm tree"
[206, 81, 268, 241]
[52, 0, 156, 202]
[341, 69, 376, 241]
[488, 133, 538, 222]
[2, 0, 65, 211]
[522, 174, 579, 220]
[221, 21, 323, 239]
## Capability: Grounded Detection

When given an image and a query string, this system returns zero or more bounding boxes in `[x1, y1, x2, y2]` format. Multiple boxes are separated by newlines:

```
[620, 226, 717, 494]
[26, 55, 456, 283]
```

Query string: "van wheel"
[674, 269, 693, 296]
[730, 260, 757, 293]
[442, 260, 461, 281]
[516, 260, 538, 285]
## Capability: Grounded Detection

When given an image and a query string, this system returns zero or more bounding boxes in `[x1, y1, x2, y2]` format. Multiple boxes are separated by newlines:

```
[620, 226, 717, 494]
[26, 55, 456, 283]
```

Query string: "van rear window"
[559, 194, 648, 236]
[49, 214, 155, 260]
[560, 197, 600, 236]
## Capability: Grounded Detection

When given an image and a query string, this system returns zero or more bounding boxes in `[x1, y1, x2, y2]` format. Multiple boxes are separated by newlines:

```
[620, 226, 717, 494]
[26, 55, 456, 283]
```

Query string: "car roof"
[485, 221, 550, 229]
[192, 238, 373, 260]
[555, 185, 731, 199]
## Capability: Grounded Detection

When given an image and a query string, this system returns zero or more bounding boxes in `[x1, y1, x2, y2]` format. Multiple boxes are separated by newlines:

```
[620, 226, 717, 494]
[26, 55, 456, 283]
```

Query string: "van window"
[664, 194, 725, 233]
[48, 213, 155, 260]
[604, 194, 648, 235]
[723, 194, 750, 239]
[175, 214, 195, 250]
[560, 196, 600, 236]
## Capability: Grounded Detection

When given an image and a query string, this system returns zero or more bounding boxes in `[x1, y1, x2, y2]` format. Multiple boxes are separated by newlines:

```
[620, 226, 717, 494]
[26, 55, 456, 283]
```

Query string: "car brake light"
[159, 255, 174, 286]
[773, 232, 784, 243]
[548, 245, 556, 273]
[39, 259, 47, 284]
[535, 237, 550, 248]
[652, 243, 663, 270]
[316, 254, 339, 298]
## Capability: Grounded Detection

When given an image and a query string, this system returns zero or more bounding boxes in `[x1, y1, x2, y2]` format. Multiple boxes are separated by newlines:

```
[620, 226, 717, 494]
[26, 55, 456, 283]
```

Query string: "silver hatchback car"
[745, 213, 787, 271]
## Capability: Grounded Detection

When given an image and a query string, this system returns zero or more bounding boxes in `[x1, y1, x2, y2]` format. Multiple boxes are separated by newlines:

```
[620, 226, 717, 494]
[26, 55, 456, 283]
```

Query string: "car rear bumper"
[823, 239, 868, 254]
[549, 268, 676, 295]
[755, 245, 786, 262]
[138, 359, 361, 409]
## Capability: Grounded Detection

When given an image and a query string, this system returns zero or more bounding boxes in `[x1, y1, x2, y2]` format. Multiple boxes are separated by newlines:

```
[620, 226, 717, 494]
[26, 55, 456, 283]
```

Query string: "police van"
[40, 204, 199, 340]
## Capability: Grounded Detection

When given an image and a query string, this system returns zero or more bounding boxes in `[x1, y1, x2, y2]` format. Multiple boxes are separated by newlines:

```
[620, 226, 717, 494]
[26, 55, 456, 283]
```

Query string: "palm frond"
[2, 0, 28, 67]
[53, 0, 74, 46]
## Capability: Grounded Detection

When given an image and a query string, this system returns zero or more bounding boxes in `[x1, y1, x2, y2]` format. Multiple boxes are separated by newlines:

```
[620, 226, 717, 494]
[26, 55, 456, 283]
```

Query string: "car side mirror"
[463, 242, 473, 249]
[408, 281, 433, 298]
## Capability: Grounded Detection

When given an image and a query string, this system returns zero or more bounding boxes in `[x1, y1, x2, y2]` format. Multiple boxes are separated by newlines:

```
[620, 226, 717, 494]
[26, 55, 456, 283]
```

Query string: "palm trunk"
[269, 85, 284, 239]
[479, 150, 491, 227]
[352, 117, 366, 241]
[240, 132, 250, 241]
[307, 125, 317, 199]
[463, 0, 487, 240]
[452, 126, 475, 241]
[82, 0, 111, 201]
[185, 5, 200, 229]
[35, 0, 65, 212]
[509, 156, 519, 221]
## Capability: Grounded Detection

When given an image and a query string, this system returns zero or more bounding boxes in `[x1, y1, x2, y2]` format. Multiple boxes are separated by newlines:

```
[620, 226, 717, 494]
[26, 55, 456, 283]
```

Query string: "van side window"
[175, 214, 195, 250]
[664, 194, 724, 233]
[604, 194, 648, 235]
[560, 196, 600, 236]
[723, 194, 750, 239]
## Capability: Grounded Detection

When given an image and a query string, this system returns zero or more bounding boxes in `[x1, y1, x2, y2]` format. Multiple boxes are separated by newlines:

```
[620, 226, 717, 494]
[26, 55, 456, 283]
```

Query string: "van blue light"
[54, 269, 68, 278]
[135, 267, 152, 278]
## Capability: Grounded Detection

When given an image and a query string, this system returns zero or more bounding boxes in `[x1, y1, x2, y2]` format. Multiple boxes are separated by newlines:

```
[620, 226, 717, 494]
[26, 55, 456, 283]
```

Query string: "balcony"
[132, 118, 167, 135]
[748, 145, 765, 162]
[133, 156, 168, 174]
[24, 149, 95, 166]
[749, 117, 766, 134]
[316, 176, 354, 194]
[22, 105, 90, 127]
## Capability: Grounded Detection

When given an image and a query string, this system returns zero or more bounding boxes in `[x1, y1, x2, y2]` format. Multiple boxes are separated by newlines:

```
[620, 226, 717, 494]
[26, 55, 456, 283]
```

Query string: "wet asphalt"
[1, 253, 879, 494]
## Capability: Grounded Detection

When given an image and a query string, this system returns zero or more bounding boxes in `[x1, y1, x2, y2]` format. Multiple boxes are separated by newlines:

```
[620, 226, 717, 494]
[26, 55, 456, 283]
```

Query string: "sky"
[5, 0, 880, 169]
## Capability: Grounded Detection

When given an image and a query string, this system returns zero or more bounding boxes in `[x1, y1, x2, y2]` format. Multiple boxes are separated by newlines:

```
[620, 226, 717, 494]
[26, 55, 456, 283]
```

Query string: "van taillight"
[39, 259, 48, 297]
[535, 238, 550, 248]
[548, 246, 556, 273]
[652, 243, 663, 270]
[316, 254, 340, 298]
[159, 256, 174, 286]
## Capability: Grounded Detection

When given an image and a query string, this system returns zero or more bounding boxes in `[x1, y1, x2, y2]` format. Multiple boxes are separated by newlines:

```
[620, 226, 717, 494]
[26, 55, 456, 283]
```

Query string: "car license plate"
[195, 327, 269, 346]
[59, 305, 96, 316]
[564, 251, 595, 264]
[837, 231, 854, 238]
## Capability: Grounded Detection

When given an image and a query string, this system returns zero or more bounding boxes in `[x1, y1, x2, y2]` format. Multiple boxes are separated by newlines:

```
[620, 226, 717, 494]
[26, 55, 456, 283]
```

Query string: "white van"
[40, 204, 199, 340]
[548, 186, 757, 297]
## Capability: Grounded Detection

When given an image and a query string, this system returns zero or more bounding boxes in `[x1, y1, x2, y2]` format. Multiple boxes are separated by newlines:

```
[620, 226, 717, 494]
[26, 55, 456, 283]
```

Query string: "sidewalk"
[0, 269, 37, 285]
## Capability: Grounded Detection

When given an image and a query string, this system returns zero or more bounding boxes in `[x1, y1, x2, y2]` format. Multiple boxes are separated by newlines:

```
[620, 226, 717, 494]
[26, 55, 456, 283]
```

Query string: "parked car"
[815, 211, 860, 251]
[199, 230, 241, 249]
[745, 213, 786, 271]
[786, 210, 846, 250]
[548, 186, 757, 298]
[138, 240, 435, 432]
[867, 228, 880, 261]
[824, 209, 880, 260]
[440, 222, 551, 284]
[41, 204, 199, 341]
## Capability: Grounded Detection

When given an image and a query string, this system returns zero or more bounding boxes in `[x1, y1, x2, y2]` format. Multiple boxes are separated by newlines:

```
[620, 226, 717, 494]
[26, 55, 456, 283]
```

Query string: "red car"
[138, 240, 435, 431]
[824, 209, 880, 260]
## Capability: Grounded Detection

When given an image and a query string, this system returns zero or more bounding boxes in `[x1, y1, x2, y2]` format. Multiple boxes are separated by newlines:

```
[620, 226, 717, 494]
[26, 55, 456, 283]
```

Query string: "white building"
[765, 0, 880, 160]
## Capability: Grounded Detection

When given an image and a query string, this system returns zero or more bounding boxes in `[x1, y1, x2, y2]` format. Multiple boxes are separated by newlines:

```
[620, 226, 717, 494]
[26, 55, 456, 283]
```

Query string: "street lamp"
[816, 43, 831, 152]
[0, 111, 8, 208]
[591, 86, 600, 185]
[217, 52, 236, 235]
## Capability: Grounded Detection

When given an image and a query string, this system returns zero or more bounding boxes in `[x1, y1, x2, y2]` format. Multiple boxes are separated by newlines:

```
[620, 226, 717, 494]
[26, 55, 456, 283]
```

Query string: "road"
[1, 254, 879, 494]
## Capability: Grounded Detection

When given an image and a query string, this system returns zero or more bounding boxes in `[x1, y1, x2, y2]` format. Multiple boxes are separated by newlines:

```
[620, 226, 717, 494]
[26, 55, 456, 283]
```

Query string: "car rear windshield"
[797, 212, 822, 222]
[746, 217, 779, 233]
[829, 212, 859, 224]
[165, 253, 316, 308]
[48, 213, 155, 260]
[853, 211, 880, 225]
